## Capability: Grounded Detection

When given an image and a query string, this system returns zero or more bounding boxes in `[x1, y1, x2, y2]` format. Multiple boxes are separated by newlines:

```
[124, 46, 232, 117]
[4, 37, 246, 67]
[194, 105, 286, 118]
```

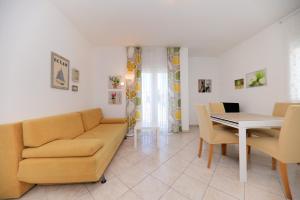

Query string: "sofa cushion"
[80, 108, 103, 131]
[22, 139, 103, 158]
[101, 118, 127, 124]
[23, 113, 84, 147]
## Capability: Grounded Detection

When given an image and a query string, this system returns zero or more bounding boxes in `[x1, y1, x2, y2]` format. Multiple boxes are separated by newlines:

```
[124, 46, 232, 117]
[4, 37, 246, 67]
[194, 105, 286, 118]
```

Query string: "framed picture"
[246, 69, 267, 88]
[51, 52, 69, 90]
[234, 79, 244, 89]
[108, 75, 123, 89]
[198, 79, 212, 93]
[72, 85, 78, 92]
[72, 68, 79, 82]
[108, 91, 122, 104]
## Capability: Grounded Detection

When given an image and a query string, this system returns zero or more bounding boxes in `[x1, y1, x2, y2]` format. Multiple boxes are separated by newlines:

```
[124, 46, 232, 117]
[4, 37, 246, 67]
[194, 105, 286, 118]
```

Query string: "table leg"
[134, 128, 138, 148]
[239, 127, 247, 182]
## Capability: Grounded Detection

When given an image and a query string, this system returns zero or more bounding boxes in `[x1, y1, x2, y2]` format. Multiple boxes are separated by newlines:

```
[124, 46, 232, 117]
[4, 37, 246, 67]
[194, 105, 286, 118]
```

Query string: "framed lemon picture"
[51, 52, 69, 90]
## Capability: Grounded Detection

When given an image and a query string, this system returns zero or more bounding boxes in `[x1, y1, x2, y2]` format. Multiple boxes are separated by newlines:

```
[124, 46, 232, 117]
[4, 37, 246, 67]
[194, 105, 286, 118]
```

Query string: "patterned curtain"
[126, 47, 142, 133]
[167, 47, 182, 133]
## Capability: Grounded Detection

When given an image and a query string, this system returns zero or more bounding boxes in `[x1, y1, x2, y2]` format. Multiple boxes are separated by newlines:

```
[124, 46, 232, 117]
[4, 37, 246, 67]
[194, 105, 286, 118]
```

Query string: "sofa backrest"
[80, 108, 103, 131]
[0, 123, 33, 199]
[23, 113, 84, 147]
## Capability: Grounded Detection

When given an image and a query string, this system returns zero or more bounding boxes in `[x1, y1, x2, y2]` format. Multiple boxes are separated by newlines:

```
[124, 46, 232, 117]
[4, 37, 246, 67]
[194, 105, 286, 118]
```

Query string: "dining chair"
[209, 102, 225, 114]
[249, 102, 300, 138]
[247, 105, 300, 200]
[196, 105, 239, 168]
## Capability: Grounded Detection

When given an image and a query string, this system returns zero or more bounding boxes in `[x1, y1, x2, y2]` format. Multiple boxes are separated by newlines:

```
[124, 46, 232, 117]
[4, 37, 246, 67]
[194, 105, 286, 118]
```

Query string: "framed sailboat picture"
[51, 52, 69, 90]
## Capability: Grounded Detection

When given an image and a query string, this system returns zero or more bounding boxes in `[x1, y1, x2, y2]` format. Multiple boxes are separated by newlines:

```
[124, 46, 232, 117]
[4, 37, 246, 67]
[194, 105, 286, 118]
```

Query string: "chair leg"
[278, 162, 292, 200]
[207, 144, 214, 168]
[246, 145, 251, 160]
[198, 138, 203, 158]
[272, 157, 277, 170]
[221, 144, 227, 156]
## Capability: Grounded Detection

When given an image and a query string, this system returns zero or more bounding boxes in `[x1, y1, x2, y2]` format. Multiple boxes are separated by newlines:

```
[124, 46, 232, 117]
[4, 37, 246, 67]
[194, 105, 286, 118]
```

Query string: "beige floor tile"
[109, 157, 133, 176]
[19, 186, 47, 200]
[247, 172, 284, 197]
[117, 190, 142, 200]
[172, 174, 208, 200]
[132, 176, 169, 200]
[203, 187, 238, 200]
[152, 164, 182, 186]
[184, 162, 214, 184]
[46, 184, 92, 200]
[86, 177, 129, 200]
[160, 188, 190, 200]
[164, 156, 190, 172]
[245, 184, 285, 200]
[117, 165, 149, 188]
[135, 157, 162, 173]
[210, 173, 244, 199]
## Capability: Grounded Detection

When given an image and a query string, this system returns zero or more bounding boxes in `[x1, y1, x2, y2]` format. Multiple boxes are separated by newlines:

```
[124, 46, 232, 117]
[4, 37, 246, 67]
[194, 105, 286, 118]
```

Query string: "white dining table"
[211, 113, 283, 182]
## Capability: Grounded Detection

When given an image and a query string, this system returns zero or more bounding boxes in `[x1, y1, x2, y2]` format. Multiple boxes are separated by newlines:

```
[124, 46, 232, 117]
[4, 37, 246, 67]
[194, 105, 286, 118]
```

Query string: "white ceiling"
[50, 0, 300, 56]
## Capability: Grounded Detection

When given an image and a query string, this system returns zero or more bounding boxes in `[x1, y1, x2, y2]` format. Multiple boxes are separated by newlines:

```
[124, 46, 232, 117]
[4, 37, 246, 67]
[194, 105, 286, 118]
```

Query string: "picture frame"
[51, 52, 69, 90]
[234, 78, 244, 89]
[198, 79, 212, 93]
[72, 85, 78, 92]
[108, 91, 122, 104]
[108, 75, 123, 89]
[72, 68, 79, 82]
[246, 69, 267, 88]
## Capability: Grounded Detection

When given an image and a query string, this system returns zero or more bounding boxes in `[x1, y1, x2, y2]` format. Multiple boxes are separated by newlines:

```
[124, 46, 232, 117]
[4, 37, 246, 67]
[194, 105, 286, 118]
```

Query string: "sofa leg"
[100, 175, 107, 184]
[124, 136, 127, 140]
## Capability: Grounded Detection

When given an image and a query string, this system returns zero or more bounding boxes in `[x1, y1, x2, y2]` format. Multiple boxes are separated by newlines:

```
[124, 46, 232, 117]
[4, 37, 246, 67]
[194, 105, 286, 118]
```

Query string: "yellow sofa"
[0, 108, 127, 199]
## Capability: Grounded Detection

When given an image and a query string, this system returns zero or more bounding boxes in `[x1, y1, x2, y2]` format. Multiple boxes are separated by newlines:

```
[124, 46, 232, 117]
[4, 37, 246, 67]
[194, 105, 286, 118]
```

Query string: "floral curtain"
[126, 47, 142, 133]
[167, 47, 182, 133]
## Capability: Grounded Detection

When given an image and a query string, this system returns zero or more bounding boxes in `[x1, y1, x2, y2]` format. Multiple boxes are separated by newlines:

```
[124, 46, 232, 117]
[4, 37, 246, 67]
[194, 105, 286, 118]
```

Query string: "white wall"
[189, 57, 221, 125]
[219, 12, 300, 115]
[180, 48, 190, 131]
[90, 47, 127, 118]
[0, 0, 92, 123]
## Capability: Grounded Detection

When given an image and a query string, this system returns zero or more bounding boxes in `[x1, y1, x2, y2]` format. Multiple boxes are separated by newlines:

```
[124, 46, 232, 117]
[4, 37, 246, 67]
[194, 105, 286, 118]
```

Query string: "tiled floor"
[19, 127, 300, 200]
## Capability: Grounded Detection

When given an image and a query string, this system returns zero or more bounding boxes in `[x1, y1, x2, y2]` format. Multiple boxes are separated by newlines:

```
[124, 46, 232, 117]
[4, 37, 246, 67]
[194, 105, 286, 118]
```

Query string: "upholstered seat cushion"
[101, 118, 127, 124]
[22, 139, 103, 158]
[248, 128, 280, 137]
[247, 137, 279, 159]
[80, 108, 103, 131]
[22, 113, 84, 147]
[212, 128, 239, 144]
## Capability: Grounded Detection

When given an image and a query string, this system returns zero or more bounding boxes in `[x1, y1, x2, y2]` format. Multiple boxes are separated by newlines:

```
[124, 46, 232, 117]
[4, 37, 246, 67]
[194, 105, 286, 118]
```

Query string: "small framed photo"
[234, 79, 244, 89]
[108, 91, 122, 104]
[51, 52, 69, 90]
[108, 75, 123, 89]
[198, 79, 212, 93]
[72, 68, 79, 82]
[72, 85, 78, 92]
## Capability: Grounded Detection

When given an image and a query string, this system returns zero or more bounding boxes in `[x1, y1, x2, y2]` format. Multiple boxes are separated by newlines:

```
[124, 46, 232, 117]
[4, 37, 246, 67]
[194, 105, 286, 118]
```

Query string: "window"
[141, 47, 168, 131]
[289, 42, 300, 101]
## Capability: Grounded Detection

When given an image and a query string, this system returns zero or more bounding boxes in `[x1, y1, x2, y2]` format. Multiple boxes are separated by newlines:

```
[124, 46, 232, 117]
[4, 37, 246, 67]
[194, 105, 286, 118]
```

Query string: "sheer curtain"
[141, 47, 168, 132]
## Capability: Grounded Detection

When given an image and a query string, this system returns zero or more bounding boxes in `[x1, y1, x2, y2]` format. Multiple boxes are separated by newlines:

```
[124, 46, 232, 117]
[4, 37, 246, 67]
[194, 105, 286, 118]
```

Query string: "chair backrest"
[196, 105, 215, 143]
[279, 105, 300, 163]
[209, 102, 225, 114]
[272, 102, 300, 117]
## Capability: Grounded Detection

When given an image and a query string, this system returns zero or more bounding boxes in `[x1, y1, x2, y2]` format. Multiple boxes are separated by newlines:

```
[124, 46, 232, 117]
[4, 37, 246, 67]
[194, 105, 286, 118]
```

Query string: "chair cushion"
[80, 108, 103, 131]
[23, 113, 84, 147]
[22, 139, 103, 158]
[247, 137, 279, 159]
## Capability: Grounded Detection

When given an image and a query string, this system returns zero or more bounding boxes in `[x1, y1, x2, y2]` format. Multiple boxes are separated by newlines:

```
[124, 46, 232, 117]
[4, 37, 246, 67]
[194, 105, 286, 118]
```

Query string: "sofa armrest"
[0, 123, 33, 199]
[22, 139, 103, 158]
[100, 118, 127, 124]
